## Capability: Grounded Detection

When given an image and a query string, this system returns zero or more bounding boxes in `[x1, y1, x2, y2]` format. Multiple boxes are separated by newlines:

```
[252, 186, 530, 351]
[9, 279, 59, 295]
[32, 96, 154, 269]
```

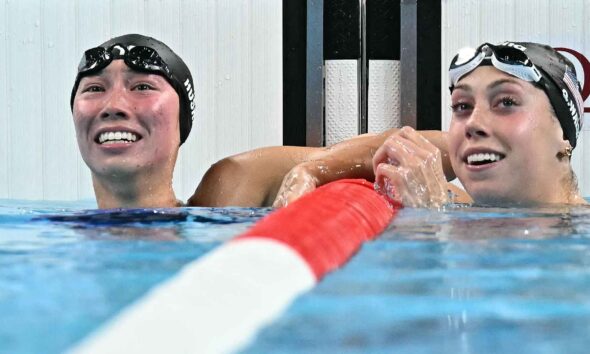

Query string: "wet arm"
[189, 129, 453, 207]
[272, 129, 455, 207]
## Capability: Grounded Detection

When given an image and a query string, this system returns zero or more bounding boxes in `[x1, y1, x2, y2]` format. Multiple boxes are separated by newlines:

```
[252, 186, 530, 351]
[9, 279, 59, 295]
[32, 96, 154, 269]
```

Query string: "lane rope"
[69, 179, 400, 354]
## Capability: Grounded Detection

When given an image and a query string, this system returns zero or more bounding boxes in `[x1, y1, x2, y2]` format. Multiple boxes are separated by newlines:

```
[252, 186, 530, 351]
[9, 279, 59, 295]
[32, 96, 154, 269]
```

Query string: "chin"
[88, 161, 144, 179]
[467, 184, 514, 207]
[470, 190, 536, 207]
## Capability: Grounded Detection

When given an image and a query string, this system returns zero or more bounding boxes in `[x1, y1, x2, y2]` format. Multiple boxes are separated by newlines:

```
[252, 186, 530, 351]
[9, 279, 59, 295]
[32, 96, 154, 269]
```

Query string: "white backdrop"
[0, 0, 282, 201]
[442, 0, 590, 196]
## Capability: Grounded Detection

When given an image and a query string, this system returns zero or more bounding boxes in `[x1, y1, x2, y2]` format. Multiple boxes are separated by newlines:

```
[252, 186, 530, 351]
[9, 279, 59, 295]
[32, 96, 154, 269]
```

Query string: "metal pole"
[306, 0, 324, 146]
[400, 0, 417, 128]
[358, 0, 367, 135]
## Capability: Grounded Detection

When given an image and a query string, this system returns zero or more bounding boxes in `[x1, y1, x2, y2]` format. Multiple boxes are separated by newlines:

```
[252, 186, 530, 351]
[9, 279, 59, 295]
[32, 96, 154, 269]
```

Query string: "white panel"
[2, 0, 282, 202]
[0, 1, 8, 197]
[325, 60, 359, 146]
[7, 0, 43, 199]
[110, 0, 145, 36]
[41, 0, 79, 200]
[214, 0, 252, 158]
[250, 0, 283, 148]
[144, 0, 180, 40]
[173, 0, 216, 201]
[173, 0, 283, 201]
[368, 60, 401, 133]
[442, 0, 590, 196]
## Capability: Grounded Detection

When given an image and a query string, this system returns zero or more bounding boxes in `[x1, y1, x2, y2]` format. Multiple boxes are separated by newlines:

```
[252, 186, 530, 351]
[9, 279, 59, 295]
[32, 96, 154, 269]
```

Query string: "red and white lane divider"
[70, 179, 400, 354]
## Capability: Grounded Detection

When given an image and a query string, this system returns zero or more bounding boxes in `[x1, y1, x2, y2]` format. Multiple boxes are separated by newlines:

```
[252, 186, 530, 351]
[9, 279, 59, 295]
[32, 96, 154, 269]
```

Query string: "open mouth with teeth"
[96, 131, 141, 145]
[466, 152, 505, 166]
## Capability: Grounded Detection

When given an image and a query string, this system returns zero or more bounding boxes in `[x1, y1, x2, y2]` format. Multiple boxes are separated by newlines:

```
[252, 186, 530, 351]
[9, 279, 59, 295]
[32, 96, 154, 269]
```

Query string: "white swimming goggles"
[448, 42, 544, 90]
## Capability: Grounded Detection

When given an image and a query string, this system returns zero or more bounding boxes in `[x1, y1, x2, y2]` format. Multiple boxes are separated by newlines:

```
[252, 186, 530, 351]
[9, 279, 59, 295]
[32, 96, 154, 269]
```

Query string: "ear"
[557, 139, 573, 160]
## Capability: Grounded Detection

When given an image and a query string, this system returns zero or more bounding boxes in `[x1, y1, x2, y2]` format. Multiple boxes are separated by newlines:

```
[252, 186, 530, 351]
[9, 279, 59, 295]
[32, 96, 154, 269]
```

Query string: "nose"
[464, 105, 490, 140]
[99, 85, 131, 120]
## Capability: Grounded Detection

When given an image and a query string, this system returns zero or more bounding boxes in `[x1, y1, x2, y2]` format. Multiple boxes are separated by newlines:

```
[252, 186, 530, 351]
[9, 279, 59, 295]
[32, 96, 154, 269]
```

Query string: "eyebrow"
[84, 67, 154, 80]
[487, 78, 524, 90]
[452, 78, 524, 93]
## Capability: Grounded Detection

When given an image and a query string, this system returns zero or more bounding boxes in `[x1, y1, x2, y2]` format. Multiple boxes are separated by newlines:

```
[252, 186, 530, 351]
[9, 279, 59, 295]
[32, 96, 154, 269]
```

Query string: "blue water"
[0, 199, 269, 354]
[243, 205, 590, 354]
[3, 200, 590, 354]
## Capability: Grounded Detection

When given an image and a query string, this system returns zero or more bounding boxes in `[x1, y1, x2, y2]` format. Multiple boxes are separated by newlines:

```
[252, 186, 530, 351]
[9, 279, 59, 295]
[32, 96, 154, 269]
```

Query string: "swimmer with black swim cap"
[71, 33, 402, 209]
[72, 33, 196, 145]
[69, 33, 459, 209]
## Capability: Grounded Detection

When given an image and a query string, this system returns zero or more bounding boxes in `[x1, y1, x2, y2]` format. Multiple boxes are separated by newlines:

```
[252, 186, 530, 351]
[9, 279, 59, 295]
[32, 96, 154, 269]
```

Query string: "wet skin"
[72, 60, 181, 207]
[449, 66, 571, 205]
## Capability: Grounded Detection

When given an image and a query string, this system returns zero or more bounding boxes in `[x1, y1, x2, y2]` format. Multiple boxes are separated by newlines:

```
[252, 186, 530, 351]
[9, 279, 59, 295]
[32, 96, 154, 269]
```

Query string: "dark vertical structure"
[282, 0, 441, 146]
[367, 0, 400, 60]
[416, 1, 441, 130]
[283, 0, 307, 146]
[324, 0, 360, 60]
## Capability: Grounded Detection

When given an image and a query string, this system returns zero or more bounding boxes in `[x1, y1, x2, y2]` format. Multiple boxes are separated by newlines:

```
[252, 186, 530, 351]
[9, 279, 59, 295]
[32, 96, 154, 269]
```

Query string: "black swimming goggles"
[448, 42, 543, 90]
[77, 43, 173, 80]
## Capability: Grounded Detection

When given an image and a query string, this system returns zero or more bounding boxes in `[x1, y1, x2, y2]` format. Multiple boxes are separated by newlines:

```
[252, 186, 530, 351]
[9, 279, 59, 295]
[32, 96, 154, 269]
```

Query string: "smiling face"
[449, 66, 570, 205]
[72, 60, 180, 181]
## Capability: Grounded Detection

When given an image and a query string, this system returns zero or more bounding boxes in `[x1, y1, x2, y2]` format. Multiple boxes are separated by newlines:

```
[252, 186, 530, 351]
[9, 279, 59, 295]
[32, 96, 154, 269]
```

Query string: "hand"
[272, 162, 321, 207]
[372, 126, 449, 208]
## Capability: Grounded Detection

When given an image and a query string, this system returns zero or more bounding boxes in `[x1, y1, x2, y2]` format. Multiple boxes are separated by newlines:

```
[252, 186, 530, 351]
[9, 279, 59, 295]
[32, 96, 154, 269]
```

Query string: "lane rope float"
[70, 179, 401, 354]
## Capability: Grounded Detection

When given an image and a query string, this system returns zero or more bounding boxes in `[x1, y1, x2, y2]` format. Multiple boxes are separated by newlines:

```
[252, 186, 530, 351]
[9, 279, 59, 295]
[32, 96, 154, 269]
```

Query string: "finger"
[373, 135, 425, 191]
[398, 126, 439, 153]
[395, 130, 447, 201]
[372, 133, 418, 172]
[415, 157, 448, 207]
[375, 163, 423, 207]
[377, 157, 447, 208]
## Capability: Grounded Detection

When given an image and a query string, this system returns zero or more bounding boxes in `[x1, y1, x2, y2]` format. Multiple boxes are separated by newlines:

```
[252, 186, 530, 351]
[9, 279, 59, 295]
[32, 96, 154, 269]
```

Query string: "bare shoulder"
[187, 157, 248, 207]
[187, 146, 321, 207]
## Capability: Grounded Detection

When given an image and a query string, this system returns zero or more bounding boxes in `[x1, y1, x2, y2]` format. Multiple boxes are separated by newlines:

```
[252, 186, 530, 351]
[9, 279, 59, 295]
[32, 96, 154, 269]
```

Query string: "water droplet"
[224, 75, 230, 80]
[34, 20, 40, 28]
[47, 42, 54, 48]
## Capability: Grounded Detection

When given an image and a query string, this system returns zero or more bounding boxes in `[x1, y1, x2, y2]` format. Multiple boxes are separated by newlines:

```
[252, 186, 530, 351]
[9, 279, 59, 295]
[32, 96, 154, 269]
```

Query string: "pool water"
[2, 200, 590, 353]
[242, 205, 590, 354]
[0, 199, 269, 354]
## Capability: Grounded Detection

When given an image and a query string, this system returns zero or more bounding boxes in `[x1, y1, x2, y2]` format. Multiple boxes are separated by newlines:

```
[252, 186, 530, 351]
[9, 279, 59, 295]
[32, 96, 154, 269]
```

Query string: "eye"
[451, 102, 472, 113]
[133, 83, 155, 91]
[82, 85, 104, 93]
[496, 96, 519, 108]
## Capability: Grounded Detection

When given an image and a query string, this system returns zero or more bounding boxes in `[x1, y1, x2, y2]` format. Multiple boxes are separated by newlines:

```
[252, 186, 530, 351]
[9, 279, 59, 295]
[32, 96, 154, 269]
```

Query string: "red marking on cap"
[234, 179, 400, 280]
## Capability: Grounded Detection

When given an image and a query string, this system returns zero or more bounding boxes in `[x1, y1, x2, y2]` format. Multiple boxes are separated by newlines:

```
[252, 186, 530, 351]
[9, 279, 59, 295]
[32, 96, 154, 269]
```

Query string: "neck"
[92, 171, 180, 209]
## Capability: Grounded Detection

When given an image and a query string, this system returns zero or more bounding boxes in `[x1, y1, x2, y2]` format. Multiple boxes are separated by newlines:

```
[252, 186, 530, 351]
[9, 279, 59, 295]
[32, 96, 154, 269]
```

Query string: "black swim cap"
[70, 34, 196, 145]
[512, 42, 584, 148]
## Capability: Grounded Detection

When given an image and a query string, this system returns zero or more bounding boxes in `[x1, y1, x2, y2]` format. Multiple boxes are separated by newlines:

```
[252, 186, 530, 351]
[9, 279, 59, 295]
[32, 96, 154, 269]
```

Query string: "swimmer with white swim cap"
[372, 41, 587, 207]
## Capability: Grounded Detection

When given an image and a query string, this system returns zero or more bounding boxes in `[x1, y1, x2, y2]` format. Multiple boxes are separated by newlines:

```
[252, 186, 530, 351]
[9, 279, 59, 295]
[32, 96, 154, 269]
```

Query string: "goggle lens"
[77, 44, 171, 79]
[491, 46, 530, 66]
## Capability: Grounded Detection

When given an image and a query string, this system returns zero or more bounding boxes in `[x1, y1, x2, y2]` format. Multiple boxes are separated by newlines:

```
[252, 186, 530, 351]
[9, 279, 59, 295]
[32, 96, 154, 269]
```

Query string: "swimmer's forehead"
[80, 60, 163, 79]
[453, 72, 528, 93]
